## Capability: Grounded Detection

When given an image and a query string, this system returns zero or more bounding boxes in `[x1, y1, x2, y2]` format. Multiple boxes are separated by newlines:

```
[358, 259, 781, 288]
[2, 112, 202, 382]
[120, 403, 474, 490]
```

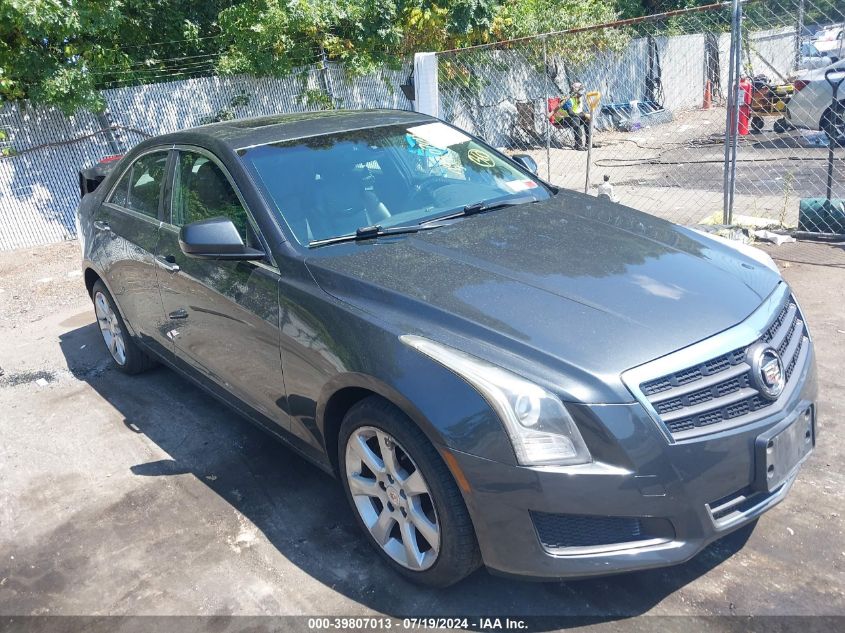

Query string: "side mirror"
[178, 217, 264, 260]
[512, 154, 538, 175]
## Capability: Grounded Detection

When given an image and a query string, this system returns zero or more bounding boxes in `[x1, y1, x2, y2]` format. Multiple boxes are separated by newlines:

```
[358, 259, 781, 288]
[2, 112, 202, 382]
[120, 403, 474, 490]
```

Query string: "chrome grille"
[639, 294, 808, 438]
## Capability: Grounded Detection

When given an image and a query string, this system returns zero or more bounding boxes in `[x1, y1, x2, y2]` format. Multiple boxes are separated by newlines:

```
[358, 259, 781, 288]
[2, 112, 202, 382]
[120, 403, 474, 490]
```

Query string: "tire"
[821, 105, 845, 147]
[338, 396, 481, 587]
[91, 280, 156, 375]
[773, 118, 789, 133]
[750, 116, 764, 133]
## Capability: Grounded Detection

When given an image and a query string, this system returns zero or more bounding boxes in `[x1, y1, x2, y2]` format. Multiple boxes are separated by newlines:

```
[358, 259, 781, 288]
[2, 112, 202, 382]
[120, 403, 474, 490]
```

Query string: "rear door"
[92, 150, 170, 356]
[156, 147, 288, 428]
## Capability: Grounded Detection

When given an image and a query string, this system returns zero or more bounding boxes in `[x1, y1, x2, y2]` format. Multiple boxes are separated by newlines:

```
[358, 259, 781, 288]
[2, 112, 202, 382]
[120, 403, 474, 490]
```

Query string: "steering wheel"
[406, 176, 447, 209]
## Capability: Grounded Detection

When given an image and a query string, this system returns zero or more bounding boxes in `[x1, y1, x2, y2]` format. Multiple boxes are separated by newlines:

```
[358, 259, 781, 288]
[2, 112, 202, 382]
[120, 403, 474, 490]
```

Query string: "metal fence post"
[543, 35, 551, 182]
[413, 52, 440, 118]
[796, 0, 805, 68]
[726, 0, 745, 224]
[319, 47, 336, 108]
[722, 0, 742, 225]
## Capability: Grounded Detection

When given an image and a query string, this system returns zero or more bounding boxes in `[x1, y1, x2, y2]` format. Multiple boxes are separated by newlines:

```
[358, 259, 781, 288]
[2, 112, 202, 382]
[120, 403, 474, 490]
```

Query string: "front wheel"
[339, 397, 481, 587]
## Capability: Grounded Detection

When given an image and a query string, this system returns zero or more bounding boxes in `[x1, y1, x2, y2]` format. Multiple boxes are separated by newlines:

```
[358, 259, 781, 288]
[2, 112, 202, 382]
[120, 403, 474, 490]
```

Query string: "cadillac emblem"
[747, 342, 785, 400]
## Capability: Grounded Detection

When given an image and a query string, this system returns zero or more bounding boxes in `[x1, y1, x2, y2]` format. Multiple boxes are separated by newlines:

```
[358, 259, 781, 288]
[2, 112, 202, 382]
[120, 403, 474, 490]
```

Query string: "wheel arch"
[84, 265, 101, 298]
[820, 100, 845, 127]
[317, 373, 447, 476]
[83, 263, 137, 336]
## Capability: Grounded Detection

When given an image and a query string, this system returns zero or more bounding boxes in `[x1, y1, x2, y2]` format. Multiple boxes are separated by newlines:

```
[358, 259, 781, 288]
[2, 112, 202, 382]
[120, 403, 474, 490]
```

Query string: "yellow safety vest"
[554, 95, 583, 122]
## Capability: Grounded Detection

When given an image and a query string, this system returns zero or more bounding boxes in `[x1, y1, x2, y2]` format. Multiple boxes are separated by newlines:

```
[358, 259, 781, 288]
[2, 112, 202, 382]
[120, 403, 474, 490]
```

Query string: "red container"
[547, 97, 562, 123]
[738, 77, 753, 136]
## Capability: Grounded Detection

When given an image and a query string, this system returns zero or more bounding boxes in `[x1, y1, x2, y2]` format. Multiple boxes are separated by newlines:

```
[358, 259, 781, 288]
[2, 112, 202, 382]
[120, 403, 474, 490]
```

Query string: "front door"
[156, 148, 288, 428]
[92, 150, 169, 357]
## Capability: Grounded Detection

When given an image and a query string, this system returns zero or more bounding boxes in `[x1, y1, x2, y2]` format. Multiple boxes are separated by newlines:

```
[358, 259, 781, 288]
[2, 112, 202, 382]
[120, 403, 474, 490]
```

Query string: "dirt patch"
[0, 240, 89, 331]
[0, 370, 56, 388]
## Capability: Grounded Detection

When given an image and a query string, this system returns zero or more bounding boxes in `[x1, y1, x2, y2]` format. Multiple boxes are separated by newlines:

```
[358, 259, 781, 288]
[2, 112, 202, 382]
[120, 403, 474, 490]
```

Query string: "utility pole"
[96, 110, 123, 156]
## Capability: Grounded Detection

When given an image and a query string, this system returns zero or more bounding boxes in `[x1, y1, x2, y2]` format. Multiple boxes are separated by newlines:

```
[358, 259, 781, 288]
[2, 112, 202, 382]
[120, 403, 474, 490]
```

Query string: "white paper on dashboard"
[406, 122, 470, 149]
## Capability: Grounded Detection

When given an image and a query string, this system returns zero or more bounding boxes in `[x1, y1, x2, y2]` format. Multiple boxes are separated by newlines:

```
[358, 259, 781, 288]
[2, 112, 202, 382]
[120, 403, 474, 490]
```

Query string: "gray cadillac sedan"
[77, 109, 817, 587]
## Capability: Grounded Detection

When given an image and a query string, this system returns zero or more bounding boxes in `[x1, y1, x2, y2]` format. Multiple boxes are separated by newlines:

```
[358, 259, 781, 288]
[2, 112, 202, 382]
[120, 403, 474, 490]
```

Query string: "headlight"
[400, 335, 591, 467]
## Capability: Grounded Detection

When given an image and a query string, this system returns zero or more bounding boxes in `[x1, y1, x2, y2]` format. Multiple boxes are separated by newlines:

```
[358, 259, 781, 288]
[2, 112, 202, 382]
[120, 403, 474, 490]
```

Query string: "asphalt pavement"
[1, 240, 843, 622]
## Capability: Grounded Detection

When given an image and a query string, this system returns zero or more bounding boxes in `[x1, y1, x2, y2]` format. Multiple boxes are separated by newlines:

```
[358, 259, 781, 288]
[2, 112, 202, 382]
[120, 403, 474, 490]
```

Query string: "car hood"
[796, 60, 844, 80]
[305, 191, 781, 403]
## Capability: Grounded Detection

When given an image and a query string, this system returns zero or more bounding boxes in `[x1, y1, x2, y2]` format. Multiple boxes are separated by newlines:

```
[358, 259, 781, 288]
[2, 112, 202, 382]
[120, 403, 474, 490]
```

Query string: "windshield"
[238, 121, 549, 245]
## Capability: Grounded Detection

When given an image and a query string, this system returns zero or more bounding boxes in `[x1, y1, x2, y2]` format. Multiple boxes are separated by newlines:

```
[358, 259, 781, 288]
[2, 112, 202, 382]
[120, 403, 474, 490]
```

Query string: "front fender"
[315, 343, 517, 466]
[276, 261, 517, 467]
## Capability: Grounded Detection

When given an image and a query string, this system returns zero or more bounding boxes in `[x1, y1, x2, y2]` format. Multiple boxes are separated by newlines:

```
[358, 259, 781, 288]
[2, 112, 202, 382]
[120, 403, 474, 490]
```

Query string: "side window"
[107, 170, 131, 207]
[124, 152, 168, 218]
[172, 152, 258, 247]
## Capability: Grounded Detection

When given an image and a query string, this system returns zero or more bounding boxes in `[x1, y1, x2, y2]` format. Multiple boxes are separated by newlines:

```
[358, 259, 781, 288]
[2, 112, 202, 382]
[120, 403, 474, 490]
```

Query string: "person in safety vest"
[550, 82, 591, 151]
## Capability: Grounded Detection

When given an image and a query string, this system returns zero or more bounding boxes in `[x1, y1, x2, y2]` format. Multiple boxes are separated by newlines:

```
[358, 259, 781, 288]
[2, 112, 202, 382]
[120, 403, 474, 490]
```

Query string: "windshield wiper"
[308, 224, 441, 248]
[309, 195, 540, 247]
[419, 194, 540, 226]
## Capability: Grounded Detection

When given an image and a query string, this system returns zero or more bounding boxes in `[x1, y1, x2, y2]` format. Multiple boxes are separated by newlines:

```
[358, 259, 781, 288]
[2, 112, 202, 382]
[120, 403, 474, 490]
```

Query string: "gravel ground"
[0, 241, 85, 332]
[0, 238, 843, 623]
[515, 107, 845, 228]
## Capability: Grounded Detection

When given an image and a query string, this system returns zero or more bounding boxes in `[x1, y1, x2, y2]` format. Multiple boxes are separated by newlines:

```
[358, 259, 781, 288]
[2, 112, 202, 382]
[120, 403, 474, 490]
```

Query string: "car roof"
[147, 108, 435, 152]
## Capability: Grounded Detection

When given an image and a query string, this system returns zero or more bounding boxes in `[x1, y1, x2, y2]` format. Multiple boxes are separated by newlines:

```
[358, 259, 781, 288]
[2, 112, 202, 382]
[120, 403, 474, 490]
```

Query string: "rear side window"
[108, 171, 131, 207]
[171, 151, 257, 247]
[108, 152, 169, 217]
[126, 152, 169, 218]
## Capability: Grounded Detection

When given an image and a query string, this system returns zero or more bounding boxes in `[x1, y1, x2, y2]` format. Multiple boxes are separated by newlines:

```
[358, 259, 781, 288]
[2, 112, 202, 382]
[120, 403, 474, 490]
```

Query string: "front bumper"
[448, 345, 817, 580]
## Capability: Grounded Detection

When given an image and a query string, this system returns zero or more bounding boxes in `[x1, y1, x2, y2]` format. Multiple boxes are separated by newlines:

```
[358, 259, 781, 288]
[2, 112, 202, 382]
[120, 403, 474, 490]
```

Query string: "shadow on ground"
[56, 322, 756, 625]
[747, 130, 831, 150]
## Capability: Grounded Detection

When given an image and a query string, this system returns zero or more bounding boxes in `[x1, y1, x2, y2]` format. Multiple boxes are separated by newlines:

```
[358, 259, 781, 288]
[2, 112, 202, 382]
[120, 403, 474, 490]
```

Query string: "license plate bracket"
[754, 406, 815, 493]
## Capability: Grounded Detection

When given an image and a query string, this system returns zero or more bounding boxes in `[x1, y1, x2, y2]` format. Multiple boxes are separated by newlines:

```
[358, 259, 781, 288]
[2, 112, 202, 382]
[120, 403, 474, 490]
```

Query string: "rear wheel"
[821, 104, 845, 147]
[91, 280, 156, 374]
[751, 115, 765, 133]
[339, 396, 481, 587]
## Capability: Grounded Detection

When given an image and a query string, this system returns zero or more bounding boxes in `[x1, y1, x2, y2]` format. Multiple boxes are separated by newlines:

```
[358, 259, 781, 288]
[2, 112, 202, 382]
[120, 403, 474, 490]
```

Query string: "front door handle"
[93, 220, 111, 232]
[155, 255, 180, 273]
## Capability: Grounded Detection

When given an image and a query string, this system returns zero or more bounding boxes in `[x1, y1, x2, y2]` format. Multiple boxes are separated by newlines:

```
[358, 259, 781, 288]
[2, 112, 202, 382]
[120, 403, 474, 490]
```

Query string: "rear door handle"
[155, 255, 180, 273]
[93, 220, 111, 232]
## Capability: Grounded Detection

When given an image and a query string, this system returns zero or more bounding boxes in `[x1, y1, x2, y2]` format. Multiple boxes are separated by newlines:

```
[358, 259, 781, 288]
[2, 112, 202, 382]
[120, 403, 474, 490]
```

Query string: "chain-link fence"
[437, 0, 845, 236]
[0, 59, 413, 250]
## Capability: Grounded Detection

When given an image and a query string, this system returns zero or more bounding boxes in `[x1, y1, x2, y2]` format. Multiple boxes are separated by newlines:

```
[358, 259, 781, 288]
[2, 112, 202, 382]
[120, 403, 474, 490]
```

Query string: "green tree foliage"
[215, 1, 505, 77]
[0, 0, 819, 114]
[494, 0, 617, 37]
[0, 0, 234, 114]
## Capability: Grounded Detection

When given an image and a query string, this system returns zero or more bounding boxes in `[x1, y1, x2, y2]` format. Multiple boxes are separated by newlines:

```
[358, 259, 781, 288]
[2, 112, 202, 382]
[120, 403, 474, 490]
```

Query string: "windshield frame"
[236, 119, 556, 251]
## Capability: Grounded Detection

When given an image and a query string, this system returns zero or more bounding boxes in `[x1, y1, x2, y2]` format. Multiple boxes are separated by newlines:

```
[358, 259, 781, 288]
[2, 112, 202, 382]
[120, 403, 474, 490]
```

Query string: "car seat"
[313, 152, 390, 239]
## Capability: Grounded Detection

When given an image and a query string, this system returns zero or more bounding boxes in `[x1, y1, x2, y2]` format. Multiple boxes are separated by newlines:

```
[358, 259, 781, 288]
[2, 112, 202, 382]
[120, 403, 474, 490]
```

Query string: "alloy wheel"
[344, 426, 440, 571]
[94, 291, 127, 366]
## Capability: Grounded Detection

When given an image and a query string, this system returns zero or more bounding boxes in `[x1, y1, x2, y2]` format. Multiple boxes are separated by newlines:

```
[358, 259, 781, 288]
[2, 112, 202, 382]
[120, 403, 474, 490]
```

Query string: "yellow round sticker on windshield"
[467, 148, 495, 168]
